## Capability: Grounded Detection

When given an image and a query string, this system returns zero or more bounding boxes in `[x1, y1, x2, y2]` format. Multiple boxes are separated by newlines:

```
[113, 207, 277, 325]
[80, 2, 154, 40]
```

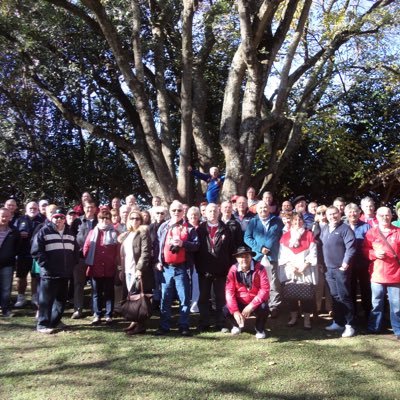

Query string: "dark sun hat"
[233, 245, 256, 257]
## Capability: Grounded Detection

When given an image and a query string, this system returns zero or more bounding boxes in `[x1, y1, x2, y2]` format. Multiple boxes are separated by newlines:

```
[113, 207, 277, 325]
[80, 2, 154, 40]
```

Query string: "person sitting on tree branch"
[188, 165, 225, 204]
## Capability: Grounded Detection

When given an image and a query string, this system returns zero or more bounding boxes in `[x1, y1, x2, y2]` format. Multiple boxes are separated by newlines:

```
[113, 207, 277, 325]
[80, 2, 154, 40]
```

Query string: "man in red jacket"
[363, 207, 400, 339]
[224, 246, 270, 339]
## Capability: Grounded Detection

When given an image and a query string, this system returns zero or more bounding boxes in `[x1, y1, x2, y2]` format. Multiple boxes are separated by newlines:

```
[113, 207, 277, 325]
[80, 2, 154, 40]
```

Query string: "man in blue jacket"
[320, 206, 356, 337]
[188, 165, 225, 203]
[344, 203, 371, 319]
[244, 201, 284, 317]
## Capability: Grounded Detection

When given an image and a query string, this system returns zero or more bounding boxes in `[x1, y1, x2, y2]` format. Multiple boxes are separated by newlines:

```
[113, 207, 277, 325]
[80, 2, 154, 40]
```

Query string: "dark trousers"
[37, 277, 68, 329]
[198, 274, 226, 328]
[0, 266, 13, 315]
[223, 302, 269, 332]
[350, 261, 372, 317]
[287, 298, 314, 313]
[326, 268, 355, 326]
[91, 277, 115, 318]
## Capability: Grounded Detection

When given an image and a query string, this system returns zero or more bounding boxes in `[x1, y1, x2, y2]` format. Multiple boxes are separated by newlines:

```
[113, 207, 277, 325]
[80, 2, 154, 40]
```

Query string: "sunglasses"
[54, 216, 65, 220]
[316, 212, 326, 215]
[130, 217, 141, 220]
[99, 217, 111, 221]
[171, 209, 183, 213]
[156, 212, 165, 215]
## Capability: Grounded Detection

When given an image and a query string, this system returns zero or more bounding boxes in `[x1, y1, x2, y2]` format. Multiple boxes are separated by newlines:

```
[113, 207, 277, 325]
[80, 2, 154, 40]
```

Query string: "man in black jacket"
[72, 201, 98, 318]
[0, 208, 20, 317]
[196, 203, 233, 331]
[31, 208, 79, 333]
[220, 200, 243, 254]
[14, 201, 44, 308]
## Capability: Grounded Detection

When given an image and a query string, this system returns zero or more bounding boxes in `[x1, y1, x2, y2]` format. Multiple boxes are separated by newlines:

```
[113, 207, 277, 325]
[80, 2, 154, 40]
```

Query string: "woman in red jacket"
[224, 246, 270, 339]
[83, 210, 119, 325]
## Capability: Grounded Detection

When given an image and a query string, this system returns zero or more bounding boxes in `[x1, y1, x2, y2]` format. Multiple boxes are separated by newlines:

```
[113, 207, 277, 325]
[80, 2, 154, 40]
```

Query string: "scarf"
[288, 227, 305, 248]
[85, 224, 117, 266]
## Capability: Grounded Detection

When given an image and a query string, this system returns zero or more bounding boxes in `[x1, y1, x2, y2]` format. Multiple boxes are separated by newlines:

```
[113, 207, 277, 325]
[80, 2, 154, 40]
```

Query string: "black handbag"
[120, 278, 153, 322]
[282, 280, 315, 300]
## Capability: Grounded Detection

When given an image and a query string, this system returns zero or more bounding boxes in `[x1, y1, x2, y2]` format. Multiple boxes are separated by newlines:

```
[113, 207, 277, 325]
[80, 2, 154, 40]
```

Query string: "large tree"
[0, 0, 398, 203]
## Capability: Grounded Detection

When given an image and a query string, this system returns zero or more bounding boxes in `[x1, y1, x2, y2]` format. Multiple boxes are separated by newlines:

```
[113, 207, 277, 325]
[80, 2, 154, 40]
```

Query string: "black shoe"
[180, 328, 192, 337]
[270, 309, 279, 319]
[197, 325, 211, 333]
[154, 328, 169, 336]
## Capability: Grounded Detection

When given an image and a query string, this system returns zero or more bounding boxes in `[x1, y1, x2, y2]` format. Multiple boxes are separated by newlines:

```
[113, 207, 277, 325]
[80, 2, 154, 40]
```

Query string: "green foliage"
[278, 74, 400, 203]
[0, 0, 399, 203]
[0, 83, 146, 206]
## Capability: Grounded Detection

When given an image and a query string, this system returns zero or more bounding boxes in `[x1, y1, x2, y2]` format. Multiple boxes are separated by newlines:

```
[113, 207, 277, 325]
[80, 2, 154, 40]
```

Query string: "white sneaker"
[37, 327, 54, 334]
[342, 325, 355, 338]
[325, 322, 345, 331]
[190, 302, 199, 313]
[31, 293, 39, 307]
[255, 330, 266, 339]
[231, 326, 241, 335]
[14, 294, 27, 308]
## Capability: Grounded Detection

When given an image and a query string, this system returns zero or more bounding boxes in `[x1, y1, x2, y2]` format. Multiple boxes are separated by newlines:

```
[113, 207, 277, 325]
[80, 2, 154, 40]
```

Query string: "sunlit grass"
[1, 307, 399, 400]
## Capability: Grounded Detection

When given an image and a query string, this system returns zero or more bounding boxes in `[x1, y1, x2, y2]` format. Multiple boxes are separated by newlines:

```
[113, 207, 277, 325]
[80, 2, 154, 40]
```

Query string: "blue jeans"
[369, 282, 400, 336]
[37, 278, 68, 329]
[91, 277, 114, 318]
[325, 268, 354, 326]
[0, 266, 14, 315]
[160, 265, 190, 331]
[265, 261, 281, 310]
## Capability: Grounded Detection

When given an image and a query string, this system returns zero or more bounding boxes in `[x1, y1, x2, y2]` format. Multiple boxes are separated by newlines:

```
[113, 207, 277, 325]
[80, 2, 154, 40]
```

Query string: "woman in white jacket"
[278, 213, 317, 329]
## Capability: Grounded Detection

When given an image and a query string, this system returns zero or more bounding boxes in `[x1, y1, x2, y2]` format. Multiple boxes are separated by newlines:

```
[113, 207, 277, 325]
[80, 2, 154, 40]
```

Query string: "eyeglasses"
[130, 217, 141, 220]
[171, 209, 183, 213]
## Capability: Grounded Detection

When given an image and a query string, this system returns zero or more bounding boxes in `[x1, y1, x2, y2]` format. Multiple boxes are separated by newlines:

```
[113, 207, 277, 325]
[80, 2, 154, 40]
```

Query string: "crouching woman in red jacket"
[224, 246, 270, 339]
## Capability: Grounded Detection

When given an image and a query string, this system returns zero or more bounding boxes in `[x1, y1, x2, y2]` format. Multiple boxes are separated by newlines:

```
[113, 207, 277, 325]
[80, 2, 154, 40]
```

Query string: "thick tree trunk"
[81, 0, 177, 201]
[177, 0, 195, 203]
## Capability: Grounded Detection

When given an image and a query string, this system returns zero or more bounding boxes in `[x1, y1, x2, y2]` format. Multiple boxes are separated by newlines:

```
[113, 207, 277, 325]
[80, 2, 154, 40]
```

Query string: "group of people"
[1, 185, 400, 341]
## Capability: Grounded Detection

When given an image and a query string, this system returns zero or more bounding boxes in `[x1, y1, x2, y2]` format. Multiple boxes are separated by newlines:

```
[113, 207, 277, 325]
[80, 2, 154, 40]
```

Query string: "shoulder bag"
[120, 278, 153, 322]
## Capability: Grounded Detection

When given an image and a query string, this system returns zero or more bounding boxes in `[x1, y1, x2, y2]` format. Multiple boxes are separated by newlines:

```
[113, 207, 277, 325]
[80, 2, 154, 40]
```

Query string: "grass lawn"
[1, 303, 399, 400]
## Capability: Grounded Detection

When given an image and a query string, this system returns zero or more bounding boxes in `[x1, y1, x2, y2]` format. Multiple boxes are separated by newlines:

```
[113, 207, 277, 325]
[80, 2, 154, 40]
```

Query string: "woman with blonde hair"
[119, 210, 152, 334]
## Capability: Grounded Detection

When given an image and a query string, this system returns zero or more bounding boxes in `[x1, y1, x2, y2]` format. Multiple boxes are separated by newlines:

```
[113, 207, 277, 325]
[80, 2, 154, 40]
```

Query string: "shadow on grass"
[2, 304, 400, 399]
[2, 322, 399, 400]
